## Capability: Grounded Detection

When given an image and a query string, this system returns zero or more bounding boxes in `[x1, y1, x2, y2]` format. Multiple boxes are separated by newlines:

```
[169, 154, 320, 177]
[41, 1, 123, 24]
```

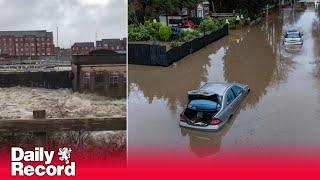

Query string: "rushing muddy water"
[129, 8, 320, 160]
[0, 87, 126, 119]
[0, 87, 127, 159]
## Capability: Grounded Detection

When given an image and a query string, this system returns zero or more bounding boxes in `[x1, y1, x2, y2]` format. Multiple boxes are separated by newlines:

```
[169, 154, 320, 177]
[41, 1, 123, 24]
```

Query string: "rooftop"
[73, 42, 94, 47]
[0, 30, 53, 37]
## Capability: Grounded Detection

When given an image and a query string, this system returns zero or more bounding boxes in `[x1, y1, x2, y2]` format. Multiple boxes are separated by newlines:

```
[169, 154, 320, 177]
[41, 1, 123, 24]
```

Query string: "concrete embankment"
[0, 71, 72, 89]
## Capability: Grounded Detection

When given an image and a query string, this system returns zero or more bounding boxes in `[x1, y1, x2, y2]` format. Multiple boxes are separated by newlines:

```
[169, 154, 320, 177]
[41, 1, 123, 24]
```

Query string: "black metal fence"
[129, 24, 229, 67]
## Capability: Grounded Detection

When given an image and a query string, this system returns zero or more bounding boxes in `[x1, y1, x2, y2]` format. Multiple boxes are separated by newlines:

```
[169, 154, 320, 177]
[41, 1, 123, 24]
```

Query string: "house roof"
[0, 30, 52, 37]
[73, 42, 94, 47]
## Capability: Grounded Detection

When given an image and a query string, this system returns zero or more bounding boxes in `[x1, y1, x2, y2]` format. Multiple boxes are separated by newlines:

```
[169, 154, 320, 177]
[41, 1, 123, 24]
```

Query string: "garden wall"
[129, 24, 229, 67]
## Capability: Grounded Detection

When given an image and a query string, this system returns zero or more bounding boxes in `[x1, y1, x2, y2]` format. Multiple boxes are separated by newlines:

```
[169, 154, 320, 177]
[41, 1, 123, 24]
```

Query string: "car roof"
[196, 82, 233, 96]
[286, 30, 300, 34]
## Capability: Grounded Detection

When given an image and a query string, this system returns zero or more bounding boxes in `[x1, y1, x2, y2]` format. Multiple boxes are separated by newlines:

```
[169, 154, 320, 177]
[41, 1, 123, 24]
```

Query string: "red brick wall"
[71, 45, 94, 55]
[0, 34, 55, 57]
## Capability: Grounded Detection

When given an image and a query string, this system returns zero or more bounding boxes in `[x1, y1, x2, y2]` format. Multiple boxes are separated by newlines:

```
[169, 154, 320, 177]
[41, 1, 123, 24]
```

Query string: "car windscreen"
[286, 32, 300, 38]
[188, 94, 221, 105]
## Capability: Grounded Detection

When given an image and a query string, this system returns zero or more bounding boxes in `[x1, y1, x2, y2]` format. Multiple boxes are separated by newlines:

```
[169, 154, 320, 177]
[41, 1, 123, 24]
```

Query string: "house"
[71, 42, 94, 55]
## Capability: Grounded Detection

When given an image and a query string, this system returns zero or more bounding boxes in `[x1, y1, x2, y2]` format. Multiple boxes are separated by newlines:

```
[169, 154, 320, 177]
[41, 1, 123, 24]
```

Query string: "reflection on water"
[129, 8, 320, 159]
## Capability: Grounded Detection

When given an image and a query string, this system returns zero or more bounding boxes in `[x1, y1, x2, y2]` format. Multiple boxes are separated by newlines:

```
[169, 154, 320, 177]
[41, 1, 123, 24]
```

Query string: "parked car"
[179, 82, 250, 131]
[183, 20, 198, 29]
[283, 30, 303, 45]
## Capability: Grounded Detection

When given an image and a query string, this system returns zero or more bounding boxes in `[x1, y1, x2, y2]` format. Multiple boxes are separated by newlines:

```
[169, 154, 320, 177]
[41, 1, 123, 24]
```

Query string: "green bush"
[144, 20, 162, 39]
[199, 17, 222, 33]
[159, 25, 172, 41]
[199, 16, 214, 33]
[144, 20, 172, 41]
[181, 30, 198, 42]
[128, 24, 150, 41]
[182, 29, 192, 37]
[212, 19, 222, 31]
[227, 17, 237, 29]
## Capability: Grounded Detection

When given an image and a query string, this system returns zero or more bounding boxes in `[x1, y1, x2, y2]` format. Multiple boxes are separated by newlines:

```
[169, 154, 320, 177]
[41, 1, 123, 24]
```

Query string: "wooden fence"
[129, 24, 229, 67]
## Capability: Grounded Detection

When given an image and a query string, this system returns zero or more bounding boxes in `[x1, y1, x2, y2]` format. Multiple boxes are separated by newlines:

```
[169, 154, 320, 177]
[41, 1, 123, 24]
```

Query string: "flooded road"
[129, 8, 320, 160]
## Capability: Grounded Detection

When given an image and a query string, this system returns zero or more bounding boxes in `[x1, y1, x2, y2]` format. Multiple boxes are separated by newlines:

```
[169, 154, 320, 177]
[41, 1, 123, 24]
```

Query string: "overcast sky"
[0, 0, 126, 48]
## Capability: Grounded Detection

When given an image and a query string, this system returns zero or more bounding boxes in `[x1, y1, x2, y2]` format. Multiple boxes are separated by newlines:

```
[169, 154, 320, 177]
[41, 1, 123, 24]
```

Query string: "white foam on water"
[0, 87, 126, 119]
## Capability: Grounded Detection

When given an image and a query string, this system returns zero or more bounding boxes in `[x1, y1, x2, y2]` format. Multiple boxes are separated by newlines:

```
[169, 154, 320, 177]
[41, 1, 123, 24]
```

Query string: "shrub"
[182, 30, 197, 42]
[182, 29, 191, 37]
[199, 17, 222, 33]
[144, 20, 162, 39]
[159, 25, 172, 41]
[128, 24, 150, 41]
[227, 17, 237, 29]
[212, 19, 222, 31]
[199, 16, 215, 33]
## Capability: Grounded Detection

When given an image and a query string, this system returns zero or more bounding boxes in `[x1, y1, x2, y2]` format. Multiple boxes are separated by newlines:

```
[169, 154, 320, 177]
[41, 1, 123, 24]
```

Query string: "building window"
[123, 72, 126, 84]
[108, 71, 118, 88]
[95, 72, 104, 88]
[82, 72, 91, 90]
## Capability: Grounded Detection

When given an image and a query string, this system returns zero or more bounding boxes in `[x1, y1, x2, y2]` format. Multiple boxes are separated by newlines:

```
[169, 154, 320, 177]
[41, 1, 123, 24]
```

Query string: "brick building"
[96, 38, 126, 51]
[71, 42, 94, 55]
[0, 30, 55, 57]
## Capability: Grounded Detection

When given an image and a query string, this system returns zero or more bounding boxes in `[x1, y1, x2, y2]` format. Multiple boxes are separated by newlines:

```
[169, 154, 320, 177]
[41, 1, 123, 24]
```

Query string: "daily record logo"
[11, 147, 76, 176]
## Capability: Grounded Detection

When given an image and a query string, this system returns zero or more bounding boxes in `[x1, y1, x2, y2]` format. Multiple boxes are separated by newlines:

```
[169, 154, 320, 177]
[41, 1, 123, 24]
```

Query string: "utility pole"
[56, 26, 59, 48]
[95, 31, 98, 48]
[56, 26, 59, 61]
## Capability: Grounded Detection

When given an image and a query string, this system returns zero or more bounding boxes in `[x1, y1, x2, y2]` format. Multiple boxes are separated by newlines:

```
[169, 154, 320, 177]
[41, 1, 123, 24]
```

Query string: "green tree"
[141, 0, 154, 20]
[237, 0, 273, 19]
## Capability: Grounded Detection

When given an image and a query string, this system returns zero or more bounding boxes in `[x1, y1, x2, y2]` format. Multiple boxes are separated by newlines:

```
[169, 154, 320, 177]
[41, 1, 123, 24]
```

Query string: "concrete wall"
[0, 71, 72, 88]
[71, 54, 126, 98]
[78, 66, 126, 98]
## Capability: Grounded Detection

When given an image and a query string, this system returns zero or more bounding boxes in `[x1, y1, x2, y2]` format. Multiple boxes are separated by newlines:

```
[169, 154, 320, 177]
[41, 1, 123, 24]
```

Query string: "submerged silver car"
[179, 82, 250, 131]
[283, 31, 303, 45]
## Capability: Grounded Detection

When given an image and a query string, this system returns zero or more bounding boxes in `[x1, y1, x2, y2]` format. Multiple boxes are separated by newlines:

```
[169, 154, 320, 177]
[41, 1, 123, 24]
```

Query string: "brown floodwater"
[129, 8, 320, 160]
